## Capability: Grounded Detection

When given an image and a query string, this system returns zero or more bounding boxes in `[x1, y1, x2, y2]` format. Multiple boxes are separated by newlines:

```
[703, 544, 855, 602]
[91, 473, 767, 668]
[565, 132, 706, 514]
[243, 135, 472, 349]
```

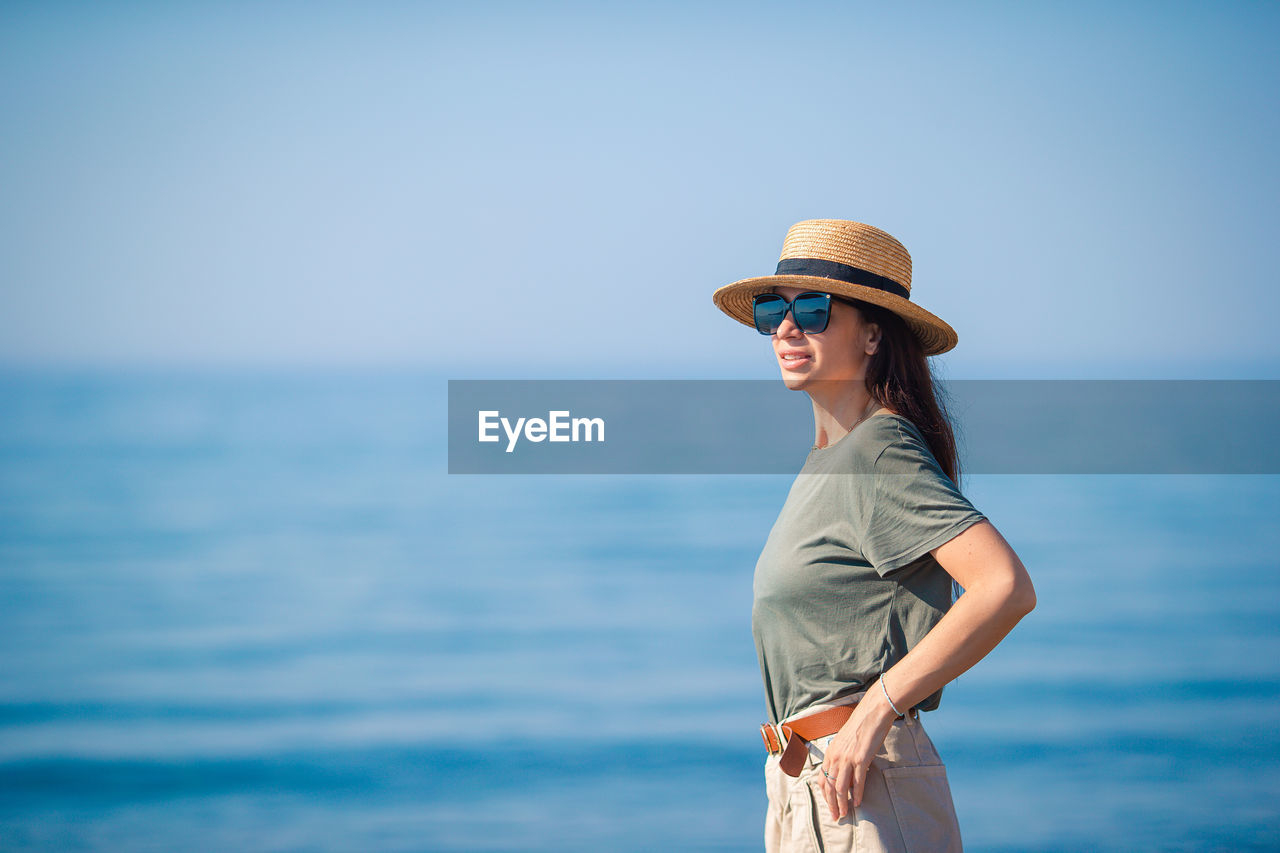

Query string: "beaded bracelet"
[879, 675, 905, 718]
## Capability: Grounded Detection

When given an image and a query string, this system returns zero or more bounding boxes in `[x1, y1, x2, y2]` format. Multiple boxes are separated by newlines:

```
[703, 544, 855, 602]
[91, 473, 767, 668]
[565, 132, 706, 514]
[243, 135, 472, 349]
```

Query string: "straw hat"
[712, 219, 958, 356]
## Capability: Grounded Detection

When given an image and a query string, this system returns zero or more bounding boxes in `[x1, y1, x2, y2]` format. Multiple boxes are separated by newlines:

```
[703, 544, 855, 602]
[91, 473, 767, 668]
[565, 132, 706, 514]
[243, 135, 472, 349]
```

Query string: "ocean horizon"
[1, 369, 1277, 851]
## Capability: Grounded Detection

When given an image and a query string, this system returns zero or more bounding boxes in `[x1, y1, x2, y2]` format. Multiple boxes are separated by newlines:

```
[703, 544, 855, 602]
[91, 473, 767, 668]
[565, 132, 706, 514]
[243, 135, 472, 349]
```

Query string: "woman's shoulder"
[809, 410, 910, 470]
[866, 410, 924, 444]
[864, 411, 947, 474]
[849, 411, 935, 464]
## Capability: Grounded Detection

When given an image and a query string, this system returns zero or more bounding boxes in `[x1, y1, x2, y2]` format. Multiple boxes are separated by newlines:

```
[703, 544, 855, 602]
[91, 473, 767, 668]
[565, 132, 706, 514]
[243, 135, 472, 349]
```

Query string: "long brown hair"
[847, 297, 962, 488]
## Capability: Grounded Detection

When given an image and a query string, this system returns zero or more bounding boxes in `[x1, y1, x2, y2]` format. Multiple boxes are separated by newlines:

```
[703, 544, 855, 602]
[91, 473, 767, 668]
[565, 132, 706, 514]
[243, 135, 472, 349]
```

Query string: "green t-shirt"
[752, 412, 988, 725]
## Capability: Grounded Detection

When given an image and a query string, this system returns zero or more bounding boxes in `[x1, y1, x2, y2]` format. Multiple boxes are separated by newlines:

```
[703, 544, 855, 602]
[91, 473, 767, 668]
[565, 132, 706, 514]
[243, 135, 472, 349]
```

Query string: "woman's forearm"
[874, 571, 1035, 717]
[824, 558, 1035, 820]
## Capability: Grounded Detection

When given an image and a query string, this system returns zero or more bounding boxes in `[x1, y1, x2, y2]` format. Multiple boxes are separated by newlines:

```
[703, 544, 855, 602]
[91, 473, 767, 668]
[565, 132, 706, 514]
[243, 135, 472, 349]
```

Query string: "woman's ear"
[865, 322, 882, 356]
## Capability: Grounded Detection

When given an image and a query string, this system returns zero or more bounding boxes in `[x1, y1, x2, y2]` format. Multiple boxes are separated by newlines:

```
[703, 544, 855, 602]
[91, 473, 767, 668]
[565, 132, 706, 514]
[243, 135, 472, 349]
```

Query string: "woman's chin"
[779, 371, 812, 391]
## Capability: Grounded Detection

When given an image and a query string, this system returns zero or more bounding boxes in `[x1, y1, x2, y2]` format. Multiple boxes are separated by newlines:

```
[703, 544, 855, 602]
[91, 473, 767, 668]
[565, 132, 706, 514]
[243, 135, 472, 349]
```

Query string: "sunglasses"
[752, 291, 858, 335]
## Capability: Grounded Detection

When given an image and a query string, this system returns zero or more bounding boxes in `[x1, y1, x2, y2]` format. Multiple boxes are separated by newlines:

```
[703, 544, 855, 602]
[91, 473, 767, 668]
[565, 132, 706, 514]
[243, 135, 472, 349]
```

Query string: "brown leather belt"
[761, 703, 918, 777]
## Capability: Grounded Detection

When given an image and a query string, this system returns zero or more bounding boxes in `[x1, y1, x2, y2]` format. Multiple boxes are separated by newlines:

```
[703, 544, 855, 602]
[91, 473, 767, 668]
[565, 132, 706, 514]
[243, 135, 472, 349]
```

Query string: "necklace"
[812, 397, 882, 451]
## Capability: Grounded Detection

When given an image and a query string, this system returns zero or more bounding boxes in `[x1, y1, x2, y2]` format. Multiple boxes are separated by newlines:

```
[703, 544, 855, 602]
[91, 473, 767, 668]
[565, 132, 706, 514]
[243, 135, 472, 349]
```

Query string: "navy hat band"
[774, 257, 910, 301]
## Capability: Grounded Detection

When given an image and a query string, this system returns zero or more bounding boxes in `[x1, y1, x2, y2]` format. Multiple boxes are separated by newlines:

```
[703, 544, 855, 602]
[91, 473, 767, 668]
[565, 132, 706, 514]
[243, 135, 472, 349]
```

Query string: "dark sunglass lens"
[753, 295, 787, 334]
[792, 294, 831, 333]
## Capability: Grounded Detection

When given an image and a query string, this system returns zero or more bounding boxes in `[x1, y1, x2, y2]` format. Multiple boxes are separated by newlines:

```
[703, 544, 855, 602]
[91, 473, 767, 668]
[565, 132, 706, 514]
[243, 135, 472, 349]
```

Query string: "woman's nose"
[774, 307, 803, 339]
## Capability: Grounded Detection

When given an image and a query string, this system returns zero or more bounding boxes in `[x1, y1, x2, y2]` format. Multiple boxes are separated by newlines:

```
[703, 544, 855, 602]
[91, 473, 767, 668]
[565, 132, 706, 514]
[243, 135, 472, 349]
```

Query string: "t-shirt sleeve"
[853, 422, 988, 577]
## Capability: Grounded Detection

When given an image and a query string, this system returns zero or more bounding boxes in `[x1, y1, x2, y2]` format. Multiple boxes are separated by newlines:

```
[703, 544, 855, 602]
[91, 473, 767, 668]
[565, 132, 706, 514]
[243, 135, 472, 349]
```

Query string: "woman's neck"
[809, 385, 884, 450]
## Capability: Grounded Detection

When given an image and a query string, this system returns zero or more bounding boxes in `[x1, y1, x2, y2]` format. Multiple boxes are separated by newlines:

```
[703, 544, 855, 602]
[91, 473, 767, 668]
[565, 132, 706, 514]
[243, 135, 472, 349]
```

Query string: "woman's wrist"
[878, 674, 906, 717]
[862, 678, 901, 723]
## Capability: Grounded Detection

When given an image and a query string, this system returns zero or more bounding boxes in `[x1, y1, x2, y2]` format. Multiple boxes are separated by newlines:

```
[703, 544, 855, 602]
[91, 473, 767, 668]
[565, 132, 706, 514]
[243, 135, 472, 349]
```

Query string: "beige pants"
[763, 709, 963, 853]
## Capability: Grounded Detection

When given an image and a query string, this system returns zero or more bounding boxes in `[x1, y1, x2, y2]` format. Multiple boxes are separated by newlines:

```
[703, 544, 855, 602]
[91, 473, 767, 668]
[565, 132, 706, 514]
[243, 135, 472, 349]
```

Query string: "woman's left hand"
[815, 687, 899, 823]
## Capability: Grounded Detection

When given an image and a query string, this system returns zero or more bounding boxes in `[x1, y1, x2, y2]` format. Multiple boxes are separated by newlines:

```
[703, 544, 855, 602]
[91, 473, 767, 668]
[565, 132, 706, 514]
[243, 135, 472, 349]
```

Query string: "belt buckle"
[760, 722, 783, 755]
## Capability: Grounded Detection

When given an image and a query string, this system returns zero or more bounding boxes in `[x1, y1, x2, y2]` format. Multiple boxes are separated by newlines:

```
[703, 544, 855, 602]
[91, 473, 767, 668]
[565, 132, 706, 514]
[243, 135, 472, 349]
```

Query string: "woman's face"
[769, 286, 881, 391]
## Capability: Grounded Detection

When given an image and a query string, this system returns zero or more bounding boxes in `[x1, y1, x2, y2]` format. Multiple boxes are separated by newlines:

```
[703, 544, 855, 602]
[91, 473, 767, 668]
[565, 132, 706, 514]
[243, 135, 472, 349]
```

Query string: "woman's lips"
[779, 353, 811, 370]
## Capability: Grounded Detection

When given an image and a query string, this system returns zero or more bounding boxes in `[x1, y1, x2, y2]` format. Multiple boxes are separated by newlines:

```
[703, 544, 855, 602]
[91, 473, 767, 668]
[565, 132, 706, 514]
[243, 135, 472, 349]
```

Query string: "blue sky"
[2, 1, 1277, 378]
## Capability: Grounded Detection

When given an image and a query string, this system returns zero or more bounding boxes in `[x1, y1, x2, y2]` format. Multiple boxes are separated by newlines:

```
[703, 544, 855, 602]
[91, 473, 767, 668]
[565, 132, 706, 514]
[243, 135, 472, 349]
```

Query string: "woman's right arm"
[815, 519, 1035, 820]
[880, 519, 1036, 714]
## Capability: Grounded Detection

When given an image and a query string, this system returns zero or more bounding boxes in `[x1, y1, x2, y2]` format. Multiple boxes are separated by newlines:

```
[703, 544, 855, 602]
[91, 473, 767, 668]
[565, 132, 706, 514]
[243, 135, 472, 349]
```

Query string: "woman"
[712, 220, 1036, 852]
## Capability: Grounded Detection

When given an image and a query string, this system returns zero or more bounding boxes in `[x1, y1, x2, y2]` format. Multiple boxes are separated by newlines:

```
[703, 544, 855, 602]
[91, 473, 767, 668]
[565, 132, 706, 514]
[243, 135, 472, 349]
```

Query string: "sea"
[1, 370, 1278, 852]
